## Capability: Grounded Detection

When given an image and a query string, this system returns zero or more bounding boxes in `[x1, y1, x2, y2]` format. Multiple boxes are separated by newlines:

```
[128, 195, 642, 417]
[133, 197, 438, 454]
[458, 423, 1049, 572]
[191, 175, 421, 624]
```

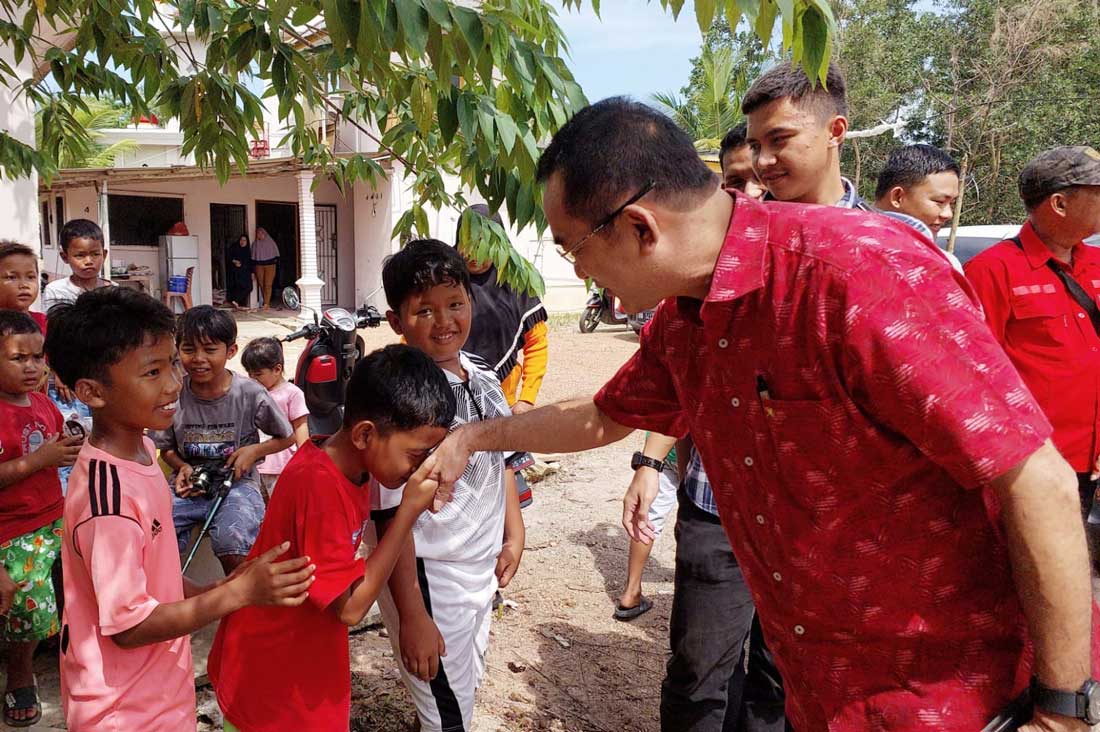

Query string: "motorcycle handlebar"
[282, 326, 315, 342]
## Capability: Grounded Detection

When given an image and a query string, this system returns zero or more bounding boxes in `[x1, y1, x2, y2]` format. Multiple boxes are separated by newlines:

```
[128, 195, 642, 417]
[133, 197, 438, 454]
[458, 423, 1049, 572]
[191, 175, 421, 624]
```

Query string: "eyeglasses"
[556, 180, 656, 264]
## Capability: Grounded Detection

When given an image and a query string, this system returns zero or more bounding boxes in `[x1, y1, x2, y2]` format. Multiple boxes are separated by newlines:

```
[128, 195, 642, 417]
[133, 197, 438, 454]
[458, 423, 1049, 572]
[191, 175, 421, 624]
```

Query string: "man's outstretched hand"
[430, 427, 475, 495]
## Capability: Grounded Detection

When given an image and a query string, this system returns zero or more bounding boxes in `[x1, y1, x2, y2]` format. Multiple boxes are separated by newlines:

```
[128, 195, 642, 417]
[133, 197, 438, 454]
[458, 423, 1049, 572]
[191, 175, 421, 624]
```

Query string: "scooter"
[578, 287, 630, 333]
[280, 287, 383, 435]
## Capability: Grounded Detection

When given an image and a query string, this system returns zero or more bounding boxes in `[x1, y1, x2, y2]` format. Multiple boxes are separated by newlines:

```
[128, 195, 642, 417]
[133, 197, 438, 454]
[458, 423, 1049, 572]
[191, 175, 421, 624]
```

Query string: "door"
[315, 204, 338, 304]
[209, 204, 247, 295]
[255, 201, 299, 308]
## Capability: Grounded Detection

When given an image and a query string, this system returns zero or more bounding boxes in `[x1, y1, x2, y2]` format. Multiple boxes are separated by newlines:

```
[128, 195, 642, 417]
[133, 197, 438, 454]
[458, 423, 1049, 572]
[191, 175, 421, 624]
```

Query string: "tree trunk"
[946, 154, 969, 254]
[853, 138, 862, 192]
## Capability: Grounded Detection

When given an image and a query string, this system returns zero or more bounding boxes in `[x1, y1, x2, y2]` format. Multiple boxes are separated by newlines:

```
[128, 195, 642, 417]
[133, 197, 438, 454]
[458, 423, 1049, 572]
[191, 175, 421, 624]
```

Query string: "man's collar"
[1018, 220, 1087, 270]
[762, 177, 864, 209]
[703, 191, 770, 305]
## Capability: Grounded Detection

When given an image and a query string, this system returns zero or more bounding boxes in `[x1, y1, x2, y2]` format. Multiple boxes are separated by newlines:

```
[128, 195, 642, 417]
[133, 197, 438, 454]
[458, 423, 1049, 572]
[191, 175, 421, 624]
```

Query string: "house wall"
[0, 30, 40, 247]
[42, 174, 366, 308]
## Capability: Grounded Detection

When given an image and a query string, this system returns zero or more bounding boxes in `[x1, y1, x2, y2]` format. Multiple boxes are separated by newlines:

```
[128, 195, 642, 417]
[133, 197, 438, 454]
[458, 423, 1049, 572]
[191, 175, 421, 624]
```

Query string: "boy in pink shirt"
[45, 287, 316, 732]
[241, 337, 309, 499]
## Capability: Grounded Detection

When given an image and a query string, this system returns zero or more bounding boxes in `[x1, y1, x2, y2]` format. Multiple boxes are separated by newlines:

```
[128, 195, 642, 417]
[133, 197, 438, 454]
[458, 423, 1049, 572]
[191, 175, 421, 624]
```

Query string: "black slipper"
[613, 596, 653, 621]
[4, 683, 42, 728]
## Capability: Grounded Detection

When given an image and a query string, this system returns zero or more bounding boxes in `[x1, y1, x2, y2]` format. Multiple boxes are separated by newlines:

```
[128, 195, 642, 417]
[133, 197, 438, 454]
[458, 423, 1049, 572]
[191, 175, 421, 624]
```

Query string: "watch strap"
[632, 452, 664, 472]
[1030, 679, 1087, 720]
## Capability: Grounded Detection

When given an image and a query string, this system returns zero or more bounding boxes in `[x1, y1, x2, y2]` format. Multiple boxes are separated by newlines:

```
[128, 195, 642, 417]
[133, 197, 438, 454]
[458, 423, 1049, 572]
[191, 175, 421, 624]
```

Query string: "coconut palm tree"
[35, 96, 138, 169]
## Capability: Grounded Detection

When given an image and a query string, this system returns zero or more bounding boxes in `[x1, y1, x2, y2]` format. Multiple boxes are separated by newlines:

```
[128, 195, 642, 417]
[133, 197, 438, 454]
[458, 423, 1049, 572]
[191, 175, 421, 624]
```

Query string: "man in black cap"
[966, 145, 1100, 521]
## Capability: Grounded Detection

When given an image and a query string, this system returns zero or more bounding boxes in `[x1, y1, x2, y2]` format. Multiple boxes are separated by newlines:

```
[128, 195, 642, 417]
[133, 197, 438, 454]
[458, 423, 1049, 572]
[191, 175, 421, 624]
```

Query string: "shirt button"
[755, 514, 765, 525]
[1080, 313, 1087, 319]
[731, 397, 740, 407]
[794, 625, 805, 636]
[718, 338, 729, 348]
[744, 457, 754, 467]
[772, 572, 782, 582]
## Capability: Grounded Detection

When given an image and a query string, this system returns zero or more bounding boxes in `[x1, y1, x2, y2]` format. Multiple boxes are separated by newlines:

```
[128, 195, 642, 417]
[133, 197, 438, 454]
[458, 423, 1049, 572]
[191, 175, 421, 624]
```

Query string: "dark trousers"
[1078, 473, 1097, 523]
[661, 491, 787, 732]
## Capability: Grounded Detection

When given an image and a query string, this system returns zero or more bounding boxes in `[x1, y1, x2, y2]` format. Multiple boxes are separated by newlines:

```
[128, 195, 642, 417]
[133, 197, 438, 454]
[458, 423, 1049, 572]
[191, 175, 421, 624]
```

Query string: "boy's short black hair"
[344, 344, 456, 431]
[45, 287, 176, 386]
[874, 145, 961, 200]
[742, 61, 848, 120]
[59, 219, 105, 252]
[382, 239, 472, 312]
[0, 309, 41, 339]
[0, 241, 38, 267]
[535, 97, 717, 222]
[176, 305, 237, 348]
[241, 337, 284, 372]
[719, 122, 749, 168]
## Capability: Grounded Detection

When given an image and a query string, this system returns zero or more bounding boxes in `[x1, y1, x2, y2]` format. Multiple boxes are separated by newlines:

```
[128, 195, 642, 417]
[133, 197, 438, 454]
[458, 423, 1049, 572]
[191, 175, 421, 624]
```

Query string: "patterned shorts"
[173, 481, 265, 557]
[1, 519, 62, 642]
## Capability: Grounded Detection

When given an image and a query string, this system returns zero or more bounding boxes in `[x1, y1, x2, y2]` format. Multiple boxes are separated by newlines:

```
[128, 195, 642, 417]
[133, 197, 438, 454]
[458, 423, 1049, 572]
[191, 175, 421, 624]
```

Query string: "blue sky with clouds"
[554, 1, 704, 104]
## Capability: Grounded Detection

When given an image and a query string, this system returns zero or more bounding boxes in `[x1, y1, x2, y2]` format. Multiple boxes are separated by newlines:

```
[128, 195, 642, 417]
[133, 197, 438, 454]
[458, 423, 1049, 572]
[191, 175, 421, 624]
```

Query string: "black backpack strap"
[1010, 236, 1100, 337]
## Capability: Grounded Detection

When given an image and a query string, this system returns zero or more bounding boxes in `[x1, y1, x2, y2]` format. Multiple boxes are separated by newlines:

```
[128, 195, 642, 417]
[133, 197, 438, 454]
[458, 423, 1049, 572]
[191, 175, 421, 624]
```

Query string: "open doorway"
[210, 204, 247, 303]
[254, 201, 299, 308]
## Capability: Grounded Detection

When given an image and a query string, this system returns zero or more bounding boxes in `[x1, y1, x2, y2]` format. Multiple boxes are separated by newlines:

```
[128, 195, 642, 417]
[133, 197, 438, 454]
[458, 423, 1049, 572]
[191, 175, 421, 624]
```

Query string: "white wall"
[0, 28, 40, 247]
[353, 174, 395, 310]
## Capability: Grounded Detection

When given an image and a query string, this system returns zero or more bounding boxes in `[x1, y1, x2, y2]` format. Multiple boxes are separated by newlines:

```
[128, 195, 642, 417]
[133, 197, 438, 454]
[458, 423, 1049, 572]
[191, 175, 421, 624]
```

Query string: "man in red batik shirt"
[433, 99, 1098, 732]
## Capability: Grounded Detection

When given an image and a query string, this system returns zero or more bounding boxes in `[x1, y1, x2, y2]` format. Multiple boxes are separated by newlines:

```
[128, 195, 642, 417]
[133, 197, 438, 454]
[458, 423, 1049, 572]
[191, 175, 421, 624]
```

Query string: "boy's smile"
[180, 337, 236, 388]
[387, 282, 472, 372]
[89, 334, 182, 433]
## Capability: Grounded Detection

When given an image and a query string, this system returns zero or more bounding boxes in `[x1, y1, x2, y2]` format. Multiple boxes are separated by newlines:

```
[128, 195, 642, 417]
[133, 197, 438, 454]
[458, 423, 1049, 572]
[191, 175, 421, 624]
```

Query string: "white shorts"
[646, 465, 679, 539]
[377, 556, 495, 732]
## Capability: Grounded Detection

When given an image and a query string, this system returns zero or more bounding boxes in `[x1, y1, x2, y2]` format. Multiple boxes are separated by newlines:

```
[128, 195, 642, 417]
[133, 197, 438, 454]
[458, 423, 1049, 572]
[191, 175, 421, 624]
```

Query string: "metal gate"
[315, 204, 338, 304]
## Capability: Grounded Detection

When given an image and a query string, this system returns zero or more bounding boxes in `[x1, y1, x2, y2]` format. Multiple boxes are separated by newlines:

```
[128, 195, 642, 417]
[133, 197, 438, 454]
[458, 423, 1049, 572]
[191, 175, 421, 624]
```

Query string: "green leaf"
[451, 6, 484, 59]
[800, 5, 831, 85]
[291, 4, 319, 25]
[495, 112, 518, 153]
[321, 0, 348, 51]
[456, 93, 477, 142]
[437, 90, 459, 145]
[395, 1, 429, 57]
[754, 0, 777, 44]
[422, 0, 452, 29]
[695, 0, 717, 33]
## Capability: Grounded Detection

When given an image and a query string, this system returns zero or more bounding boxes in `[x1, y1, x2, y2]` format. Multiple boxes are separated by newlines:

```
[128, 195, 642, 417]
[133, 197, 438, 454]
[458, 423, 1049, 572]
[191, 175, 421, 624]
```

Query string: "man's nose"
[573, 262, 588, 280]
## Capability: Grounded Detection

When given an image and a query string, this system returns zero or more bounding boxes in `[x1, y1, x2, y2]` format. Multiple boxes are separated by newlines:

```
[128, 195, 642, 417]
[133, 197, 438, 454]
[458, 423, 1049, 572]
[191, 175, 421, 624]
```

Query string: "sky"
[554, 0, 704, 104]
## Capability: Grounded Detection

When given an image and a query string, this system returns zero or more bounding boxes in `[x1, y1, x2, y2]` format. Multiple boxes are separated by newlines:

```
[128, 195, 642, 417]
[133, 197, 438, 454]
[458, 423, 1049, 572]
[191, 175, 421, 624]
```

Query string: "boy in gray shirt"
[153, 306, 293, 575]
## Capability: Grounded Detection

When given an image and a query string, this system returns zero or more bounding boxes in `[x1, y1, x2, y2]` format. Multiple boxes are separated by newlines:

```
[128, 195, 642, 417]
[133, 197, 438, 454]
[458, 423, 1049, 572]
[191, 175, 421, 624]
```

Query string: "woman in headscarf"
[251, 227, 281, 310]
[455, 204, 549, 413]
[225, 233, 253, 309]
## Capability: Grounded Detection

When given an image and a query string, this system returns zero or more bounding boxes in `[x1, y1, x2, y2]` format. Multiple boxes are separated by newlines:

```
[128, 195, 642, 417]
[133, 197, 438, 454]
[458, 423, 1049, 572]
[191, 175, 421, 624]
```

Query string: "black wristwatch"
[1030, 677, 1100, 725]
[631, 451, 664, 473]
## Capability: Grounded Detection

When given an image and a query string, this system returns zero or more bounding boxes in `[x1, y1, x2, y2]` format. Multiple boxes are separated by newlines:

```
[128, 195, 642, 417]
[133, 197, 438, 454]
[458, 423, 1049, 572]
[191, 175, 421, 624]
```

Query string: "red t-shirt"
[208, 440, 370, 732]
[0, 392, 64, 543]
[30, 311, 46, 334]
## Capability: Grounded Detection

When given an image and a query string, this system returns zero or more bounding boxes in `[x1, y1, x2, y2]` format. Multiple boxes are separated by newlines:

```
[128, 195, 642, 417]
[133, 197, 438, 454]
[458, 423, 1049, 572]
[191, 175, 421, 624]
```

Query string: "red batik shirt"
[964, 221, 1100, 473]
[595, 193, 1055, 732]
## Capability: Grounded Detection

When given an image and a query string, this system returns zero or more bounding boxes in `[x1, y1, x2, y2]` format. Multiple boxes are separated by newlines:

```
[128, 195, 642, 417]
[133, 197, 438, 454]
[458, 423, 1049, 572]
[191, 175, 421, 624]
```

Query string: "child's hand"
[0, 567, 17, 617]
[495, 540, 523, 589]
[226, 445, 262, 480]
[38, 433, 83, 469]
[229, 541, 315, 607]
[400, 454, 442, 516]
[174, 464, 198, 497]
[56, 382, 76, 405]
[399, 612, 447, 682]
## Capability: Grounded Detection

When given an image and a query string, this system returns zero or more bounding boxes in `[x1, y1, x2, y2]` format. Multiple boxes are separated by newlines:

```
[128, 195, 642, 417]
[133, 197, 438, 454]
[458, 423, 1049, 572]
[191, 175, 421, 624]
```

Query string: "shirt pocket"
[1010, 295, 1074, 351]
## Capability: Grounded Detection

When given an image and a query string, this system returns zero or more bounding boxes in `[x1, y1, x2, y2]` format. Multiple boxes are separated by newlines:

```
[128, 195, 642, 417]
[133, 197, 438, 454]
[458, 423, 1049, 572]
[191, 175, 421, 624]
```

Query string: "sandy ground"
[3, 313, 676, 731]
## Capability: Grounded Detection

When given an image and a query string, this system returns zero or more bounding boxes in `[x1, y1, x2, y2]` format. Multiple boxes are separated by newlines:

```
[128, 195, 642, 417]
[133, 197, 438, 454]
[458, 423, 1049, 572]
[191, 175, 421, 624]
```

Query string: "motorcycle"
[578, 287, 630, 333]
[280, 286, 383, 435]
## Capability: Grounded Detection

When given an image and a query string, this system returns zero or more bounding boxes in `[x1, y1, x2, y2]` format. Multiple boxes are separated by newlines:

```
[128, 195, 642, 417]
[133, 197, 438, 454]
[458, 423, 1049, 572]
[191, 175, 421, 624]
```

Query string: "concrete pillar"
[353, 167, 395, 310]
[295, 169, 324, 319]
[0, 16, 40, 249]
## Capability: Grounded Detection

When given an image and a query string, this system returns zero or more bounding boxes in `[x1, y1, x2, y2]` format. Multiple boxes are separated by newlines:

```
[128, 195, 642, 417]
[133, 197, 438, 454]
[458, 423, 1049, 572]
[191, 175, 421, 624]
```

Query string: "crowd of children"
[0, 217, 524, 731]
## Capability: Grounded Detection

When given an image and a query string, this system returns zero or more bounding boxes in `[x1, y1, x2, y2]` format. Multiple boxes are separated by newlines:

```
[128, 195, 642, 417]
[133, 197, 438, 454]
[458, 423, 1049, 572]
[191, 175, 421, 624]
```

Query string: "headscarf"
[252, 227, 281, 262]
[455, 204, 547, 382]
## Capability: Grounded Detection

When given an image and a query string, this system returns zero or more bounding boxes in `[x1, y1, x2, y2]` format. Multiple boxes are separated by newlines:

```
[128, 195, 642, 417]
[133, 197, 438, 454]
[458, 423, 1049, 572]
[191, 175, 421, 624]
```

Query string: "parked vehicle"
[280, 287, 382, 435]
[936, 225, 1021, 265]
[579, 287, 630, 333]
[627, 308, 654, 335]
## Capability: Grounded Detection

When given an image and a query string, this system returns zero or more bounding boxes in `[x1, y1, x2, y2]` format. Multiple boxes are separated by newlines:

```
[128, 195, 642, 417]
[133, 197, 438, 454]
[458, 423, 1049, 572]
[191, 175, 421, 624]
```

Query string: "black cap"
[1019, 146, 1100, 203]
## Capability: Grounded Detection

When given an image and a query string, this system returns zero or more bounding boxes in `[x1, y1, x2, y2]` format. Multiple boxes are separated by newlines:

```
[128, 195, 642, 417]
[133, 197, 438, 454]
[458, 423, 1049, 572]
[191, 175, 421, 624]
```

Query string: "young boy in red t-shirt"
[208, 344, 457, 732]
[45, 288, 316, 732]
[0, 310, 81, 725]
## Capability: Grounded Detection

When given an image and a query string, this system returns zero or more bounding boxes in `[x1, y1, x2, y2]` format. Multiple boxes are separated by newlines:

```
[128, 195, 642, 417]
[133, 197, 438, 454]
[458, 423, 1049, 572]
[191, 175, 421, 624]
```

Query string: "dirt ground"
[336, 317, 673, 732]
[5, 315, 675, 731]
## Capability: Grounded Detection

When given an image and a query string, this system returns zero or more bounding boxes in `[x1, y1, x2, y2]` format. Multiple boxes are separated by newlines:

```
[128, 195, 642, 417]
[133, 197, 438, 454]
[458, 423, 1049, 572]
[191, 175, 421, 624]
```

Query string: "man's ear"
[888, 186, 908, 209]
[226, 342, 239, 360]
[1050, 191, 1071, 218]
[385, 310, 403, 335]
[827, 115, 849, 148]
[622, 204, 661, 256]
[350, 419, 376, 450]
[75, 378, 106, 409]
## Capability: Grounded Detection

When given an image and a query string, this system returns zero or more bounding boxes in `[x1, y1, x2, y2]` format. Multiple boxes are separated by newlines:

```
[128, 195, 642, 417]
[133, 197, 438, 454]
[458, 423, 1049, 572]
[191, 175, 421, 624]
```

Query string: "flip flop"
[4, 682, 42, 728]
[613, 596, 653, 621]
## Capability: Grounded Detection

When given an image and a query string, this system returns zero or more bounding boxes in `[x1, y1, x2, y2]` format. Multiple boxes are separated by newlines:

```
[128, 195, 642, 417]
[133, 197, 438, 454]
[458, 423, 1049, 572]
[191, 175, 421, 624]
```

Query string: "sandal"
[4, 681, 42, 728]
[613, 596, 653, 621]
